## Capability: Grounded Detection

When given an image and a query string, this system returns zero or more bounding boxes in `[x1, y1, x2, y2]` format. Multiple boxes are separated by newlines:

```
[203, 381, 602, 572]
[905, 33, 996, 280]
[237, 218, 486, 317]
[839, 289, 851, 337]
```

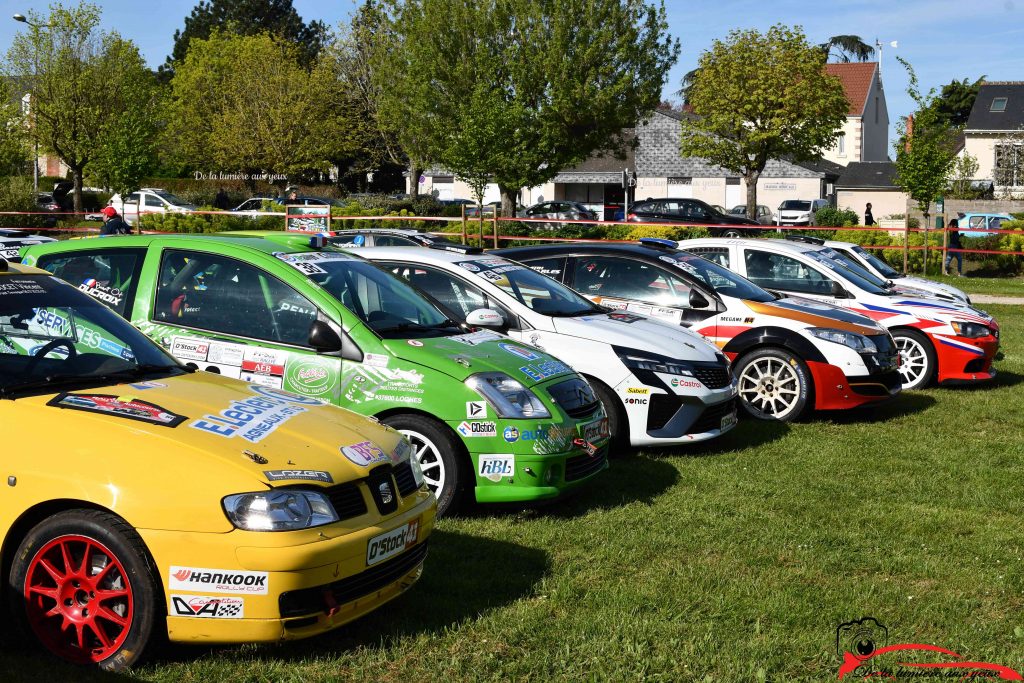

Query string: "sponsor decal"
[392, 437, 413, 463]
[457, 421, 497, 437]
[651, 306, 683, 322]
[0, 279, 46, 295]
[478, 454, 515, 482]
[367, 519, 419, 566]
[341, 440, 390, 467]
[620, 306, 650, 318]
[466, 400, 487, 418]
[625, 387, 650, 395]
[0, 247, 20, 259]
[208, 341, 245, 366]
[263, 469, 334, 483]
[171, 595, 244, 619]
[48, 393, 186, 427]
[169, 566, 269, 595]
[499, 342, 540, 361]
[658, 255, 679, 266]
[450, 330, 501, 346]
[127, 380, 166, 390]
[190, 384, 320, 442]
[580, 417, 609, 443]
[503, 425, 520, 443]
[171, 337, 209, 361]
[458, 262, 480, 272]
[602, 298, 629, 310]
[670, 377, 703, 389]
[518, 360, 571, 382]
[364, 353, 389, 368]
[624, 396, 648, 405]
[78, 279, 123, 306]
[284, 357, 336, 397]
[374, 394, 423, 404]
[407, 339, 424, 347]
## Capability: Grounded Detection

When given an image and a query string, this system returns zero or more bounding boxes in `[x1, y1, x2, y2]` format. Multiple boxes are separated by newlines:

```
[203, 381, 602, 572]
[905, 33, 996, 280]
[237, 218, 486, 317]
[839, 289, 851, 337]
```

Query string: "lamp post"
[12, 13, 48, 195]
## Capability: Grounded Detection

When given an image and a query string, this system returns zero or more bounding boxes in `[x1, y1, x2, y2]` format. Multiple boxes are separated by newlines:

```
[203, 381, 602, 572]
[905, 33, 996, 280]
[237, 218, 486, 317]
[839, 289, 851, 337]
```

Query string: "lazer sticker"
[171, 595, 244, 619]
[466, 401, 487, 418]
[457, 421, 497, 437]
[499, 342, 540, 361]
[169, 566, 268, 595]
[263, 469, 333, 483]
[190, 384, 319, 442]
[48, 393, 186, 427]
[341, 440, 390, 467]
[479, 454, 515, 482]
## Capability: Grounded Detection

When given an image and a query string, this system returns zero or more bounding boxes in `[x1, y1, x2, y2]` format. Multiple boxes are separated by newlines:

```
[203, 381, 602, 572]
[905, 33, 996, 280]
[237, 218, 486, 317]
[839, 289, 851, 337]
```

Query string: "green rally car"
[22, 233, 609, 516]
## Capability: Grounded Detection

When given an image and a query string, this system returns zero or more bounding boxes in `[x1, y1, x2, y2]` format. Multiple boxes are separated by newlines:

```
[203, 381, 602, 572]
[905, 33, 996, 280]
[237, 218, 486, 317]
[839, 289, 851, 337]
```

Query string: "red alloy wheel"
[22, 534, 134, 665]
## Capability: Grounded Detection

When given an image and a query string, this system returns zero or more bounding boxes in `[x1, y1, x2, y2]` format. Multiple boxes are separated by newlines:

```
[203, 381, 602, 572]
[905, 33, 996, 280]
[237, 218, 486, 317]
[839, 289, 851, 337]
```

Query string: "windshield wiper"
[547, 308, 603, 317]
[374, 321, 431, 333]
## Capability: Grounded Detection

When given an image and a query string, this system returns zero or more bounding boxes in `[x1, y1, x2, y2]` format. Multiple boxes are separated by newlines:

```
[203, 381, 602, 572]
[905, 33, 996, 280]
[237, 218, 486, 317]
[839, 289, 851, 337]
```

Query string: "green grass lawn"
[926, 272, 1024, 298]
[4, 306, 1024, 682]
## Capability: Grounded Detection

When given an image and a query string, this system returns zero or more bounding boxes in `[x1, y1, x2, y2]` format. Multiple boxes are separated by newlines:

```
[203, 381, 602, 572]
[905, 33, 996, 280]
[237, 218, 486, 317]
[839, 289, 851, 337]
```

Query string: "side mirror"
[830, 281, 848, 298]
[308, 320, 342, 353]
[688, 289, 710, 308]
[466, 308, 505, 328]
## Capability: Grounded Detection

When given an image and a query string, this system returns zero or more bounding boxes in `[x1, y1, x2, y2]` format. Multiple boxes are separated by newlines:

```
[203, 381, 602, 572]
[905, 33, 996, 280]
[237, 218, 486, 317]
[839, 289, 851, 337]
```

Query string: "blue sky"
[2, 0, 1021, 152]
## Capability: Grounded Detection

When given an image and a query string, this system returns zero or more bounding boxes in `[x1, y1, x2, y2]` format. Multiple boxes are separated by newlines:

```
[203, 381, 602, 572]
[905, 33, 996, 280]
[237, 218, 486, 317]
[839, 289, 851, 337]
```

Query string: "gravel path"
[970, 295, 1024, 305]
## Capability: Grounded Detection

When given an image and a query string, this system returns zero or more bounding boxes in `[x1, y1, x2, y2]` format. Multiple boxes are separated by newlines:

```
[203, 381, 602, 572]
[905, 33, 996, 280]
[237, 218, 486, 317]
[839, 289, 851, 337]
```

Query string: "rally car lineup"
[4, 228, 1003, 670]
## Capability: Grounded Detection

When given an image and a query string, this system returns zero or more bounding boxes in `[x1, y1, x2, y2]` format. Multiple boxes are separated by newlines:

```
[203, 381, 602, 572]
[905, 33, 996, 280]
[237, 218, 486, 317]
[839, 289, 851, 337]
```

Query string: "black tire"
[382, 414, 466, 517]
[891, 328, 936, 390]
[8, 509, 161, 671]
[588, 378, 630, 456]
[734, 347, 812, 422]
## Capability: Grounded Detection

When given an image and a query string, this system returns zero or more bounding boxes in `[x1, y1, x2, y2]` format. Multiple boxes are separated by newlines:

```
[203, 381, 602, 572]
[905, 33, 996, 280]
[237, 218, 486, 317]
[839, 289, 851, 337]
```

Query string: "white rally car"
[821, 238, 970, 304]
[356, 245, 738, 448]
[680, 237, 1000, 390]
[0, 229, 55, 262]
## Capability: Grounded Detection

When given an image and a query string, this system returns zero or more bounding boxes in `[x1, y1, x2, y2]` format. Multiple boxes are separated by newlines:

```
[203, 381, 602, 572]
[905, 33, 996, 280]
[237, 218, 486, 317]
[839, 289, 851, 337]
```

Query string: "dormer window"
[991, 97, 1008, 112]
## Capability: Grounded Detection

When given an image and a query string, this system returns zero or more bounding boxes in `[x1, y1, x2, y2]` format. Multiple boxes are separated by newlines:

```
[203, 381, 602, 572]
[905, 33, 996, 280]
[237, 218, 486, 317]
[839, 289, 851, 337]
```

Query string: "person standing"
[864, 203, 875, 226]
[213, 188, 230, 210]
[99, 206, 132, 236]
[944, 218, 963, 276]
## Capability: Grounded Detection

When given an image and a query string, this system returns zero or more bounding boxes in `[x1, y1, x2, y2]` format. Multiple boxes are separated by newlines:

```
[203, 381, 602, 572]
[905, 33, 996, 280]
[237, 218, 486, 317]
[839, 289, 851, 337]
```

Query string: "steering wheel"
[25, 338, 77, 374]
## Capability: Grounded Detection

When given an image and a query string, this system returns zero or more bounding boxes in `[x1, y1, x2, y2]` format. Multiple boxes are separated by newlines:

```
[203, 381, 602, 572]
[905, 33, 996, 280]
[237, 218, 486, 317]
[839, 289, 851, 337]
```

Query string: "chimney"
[904, 114, 914, 152]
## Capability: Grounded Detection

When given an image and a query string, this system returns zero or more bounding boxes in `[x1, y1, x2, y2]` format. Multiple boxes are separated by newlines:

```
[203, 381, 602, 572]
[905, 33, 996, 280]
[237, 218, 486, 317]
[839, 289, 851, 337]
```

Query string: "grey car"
[729, 204, 775, 226]
[519, 200, 599, 227]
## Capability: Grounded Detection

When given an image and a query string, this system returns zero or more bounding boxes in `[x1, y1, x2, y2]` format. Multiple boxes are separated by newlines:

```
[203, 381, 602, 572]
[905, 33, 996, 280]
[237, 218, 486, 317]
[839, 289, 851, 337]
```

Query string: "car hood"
[17, 371, 407, 488]
[869, 295, 995, 325]
[747, 296, 883, 334]
[552, 313, 723, 362]
[380, 331, 575, 386]
[896, 276, 969, 302]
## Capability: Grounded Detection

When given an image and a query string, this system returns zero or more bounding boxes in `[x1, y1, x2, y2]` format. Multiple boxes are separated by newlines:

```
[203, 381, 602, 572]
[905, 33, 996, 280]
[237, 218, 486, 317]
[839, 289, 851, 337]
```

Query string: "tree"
[5, 3, 159, 212]
[159, 0, 327, 81]
[680, 25, 848, 220]
[163, 31, 344, 186]
[819, 35, 874, 63]
[946, 152, 981, 199]
[0, 78, 27, 176]
[374, 0, 679, 215]
[930, 76, 985, 128]
[893, 58, 960, 273]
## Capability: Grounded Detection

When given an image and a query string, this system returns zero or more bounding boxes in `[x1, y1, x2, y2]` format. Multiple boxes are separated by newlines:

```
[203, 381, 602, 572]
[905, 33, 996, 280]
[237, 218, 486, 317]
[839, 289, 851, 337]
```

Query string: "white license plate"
[579, 417, 609, 443]
[366, 519, 419, 566]
[721, 411, 738, 431]
[0, 248, 20, 259]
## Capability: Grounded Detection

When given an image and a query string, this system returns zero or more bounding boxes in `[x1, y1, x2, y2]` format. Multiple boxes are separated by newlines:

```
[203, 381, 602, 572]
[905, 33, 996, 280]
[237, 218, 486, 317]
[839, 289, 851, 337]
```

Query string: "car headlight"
[808, 327, 878, 353]
[951, 321, 992, 338]
[223, 490, 338, 531]
[620, 352, 695, 377]
[393, 437, 425, 487]
[466, 372, 550, 418]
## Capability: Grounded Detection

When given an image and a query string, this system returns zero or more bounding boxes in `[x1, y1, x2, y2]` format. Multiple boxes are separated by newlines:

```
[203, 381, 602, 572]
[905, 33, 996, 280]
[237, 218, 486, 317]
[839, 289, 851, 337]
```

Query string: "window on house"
[837, 133, 846, 156]
[994, 144, 1023, 187]
[991, 97, 1008, 112]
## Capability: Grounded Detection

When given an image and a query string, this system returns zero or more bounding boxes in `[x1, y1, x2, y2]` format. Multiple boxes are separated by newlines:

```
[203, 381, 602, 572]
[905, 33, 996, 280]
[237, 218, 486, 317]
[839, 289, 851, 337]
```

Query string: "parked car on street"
[626, 198, 759, 237]
[776, 199, 829, 226]
[361, 244, 738, 447]
[678, 236, 1001, 390]
[497, 239, 901, 422]
[0, 256, 435, 670]
[231, 196, 283, 216]
[957, 212, 1013, 237]
[519, 201, 599, 227]
[23, 233, 608, 516]
[108, 188, 197, 225]
[324, 228, 458, 249]
[729, 204, 775, 226]
[0, 229, 56, 262]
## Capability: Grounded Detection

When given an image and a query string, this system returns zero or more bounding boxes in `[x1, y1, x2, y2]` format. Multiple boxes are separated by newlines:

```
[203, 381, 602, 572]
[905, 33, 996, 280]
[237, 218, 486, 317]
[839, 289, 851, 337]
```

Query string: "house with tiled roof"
[962, 82, 1024, 193]
[820, 62, 890, 166]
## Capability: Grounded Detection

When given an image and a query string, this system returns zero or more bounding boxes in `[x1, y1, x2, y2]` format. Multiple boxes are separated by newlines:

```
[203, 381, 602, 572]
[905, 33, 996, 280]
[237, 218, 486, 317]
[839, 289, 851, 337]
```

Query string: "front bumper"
[934, 334, 999, 384]
[807, 361, 901, 410]
[471, 444, 610, 504]
[144, 488, 436, 644]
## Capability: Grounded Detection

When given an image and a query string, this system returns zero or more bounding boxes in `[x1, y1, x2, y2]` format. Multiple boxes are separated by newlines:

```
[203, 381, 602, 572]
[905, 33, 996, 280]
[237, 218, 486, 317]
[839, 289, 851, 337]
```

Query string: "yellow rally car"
[0, 259, 435, 670]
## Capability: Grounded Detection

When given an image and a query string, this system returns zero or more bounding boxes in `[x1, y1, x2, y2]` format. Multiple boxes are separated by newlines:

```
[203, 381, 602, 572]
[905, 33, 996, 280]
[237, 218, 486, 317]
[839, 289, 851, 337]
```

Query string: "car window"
[126, 193, 140, 204]
[573, 256, 692, 307]
[375, 235, 419, 247]
[661, 201, 680, 214]
[36, 249, 146, 316]
[524, 257, 566, 281]
[388, 262, 513, 324]
[685, 247, 730, 268]
[155, 250, 317, 346]
[685, 202, 708, 219]
[143, 194, 165, 208]
[969, 216, 985, 229]
[744, 249, 834, 295]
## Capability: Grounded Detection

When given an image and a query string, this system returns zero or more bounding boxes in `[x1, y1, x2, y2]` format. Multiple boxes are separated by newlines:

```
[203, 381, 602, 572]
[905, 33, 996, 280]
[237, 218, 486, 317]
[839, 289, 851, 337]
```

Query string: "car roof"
[330, 228, 422, 237]
[679, 237, 822, 255]
[0, 259, 47, 276]
[496, 240, 692, 260]
[824, 239, 857, 249]
[353, 245, 493, 264]
[31, 231, 330, 257]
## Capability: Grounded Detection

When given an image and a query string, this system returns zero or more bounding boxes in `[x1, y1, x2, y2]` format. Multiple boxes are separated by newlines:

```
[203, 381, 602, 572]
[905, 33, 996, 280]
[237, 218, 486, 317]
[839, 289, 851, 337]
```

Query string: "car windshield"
[275, 251, 459, 339]
[457, 258, 603, 316]
[0, 275, 184, 396]
[152, 191, 192, 207]
[728, 206, 746, 214]
[780, 200, 811, 211]
[667, 251, 776, 303]
[802, 249, 889, 295]
[849, 245, 901, 278]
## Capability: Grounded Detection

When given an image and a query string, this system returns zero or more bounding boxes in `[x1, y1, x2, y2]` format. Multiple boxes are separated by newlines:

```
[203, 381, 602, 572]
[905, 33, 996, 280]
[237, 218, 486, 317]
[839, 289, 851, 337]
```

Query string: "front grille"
[393, 461, 419, 498]
[692, 365, 731, 389]
[548, 378, 600, 418]
[647, 393, 682, 431]
[325, 482, 368, 521]
[565, 446, 608, 482]
[686, 398, 736, 435]
[279, 541, 429, 618]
